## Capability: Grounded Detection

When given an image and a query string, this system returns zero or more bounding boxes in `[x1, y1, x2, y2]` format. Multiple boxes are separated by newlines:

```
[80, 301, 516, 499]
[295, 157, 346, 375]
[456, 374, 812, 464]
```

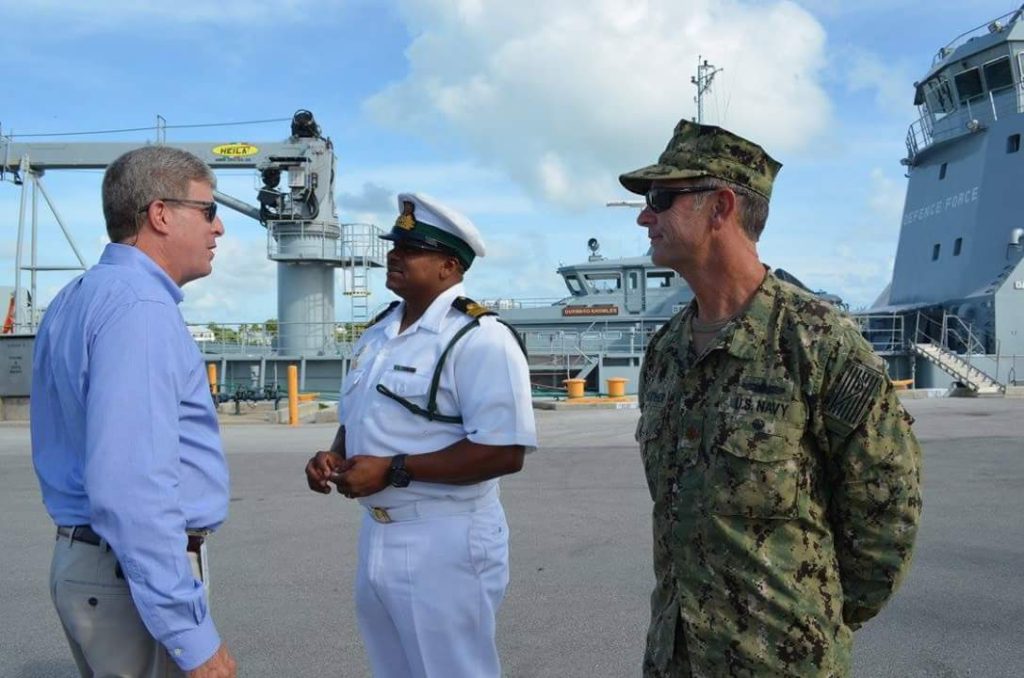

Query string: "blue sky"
[0, 0, 1016, 323]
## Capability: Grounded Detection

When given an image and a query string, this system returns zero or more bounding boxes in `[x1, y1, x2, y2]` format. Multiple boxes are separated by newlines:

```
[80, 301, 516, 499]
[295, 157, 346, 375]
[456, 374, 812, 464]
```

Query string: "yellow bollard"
[563, 378, 585, 399]
[606, 377, 628, 398]
[207, 363, 218, 396]
[288, 365, 299, 426]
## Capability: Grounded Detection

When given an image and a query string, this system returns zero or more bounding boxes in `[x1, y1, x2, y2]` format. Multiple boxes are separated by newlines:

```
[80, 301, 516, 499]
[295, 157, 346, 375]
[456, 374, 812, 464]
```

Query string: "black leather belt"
[57, 525, 206, 553]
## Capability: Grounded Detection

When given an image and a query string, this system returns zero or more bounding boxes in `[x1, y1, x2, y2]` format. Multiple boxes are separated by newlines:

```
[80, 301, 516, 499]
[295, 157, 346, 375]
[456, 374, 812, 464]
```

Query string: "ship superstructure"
[494, 239, 693, 392]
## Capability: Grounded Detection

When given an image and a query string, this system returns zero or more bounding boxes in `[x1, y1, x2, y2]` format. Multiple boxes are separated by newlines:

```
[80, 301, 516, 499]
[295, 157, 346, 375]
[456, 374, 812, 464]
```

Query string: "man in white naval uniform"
[305, 192, 537, 678]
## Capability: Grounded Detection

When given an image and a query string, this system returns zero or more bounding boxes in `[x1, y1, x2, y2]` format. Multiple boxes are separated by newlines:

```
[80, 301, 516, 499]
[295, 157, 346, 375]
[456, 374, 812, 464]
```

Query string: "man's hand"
[187, 643, 236, 678]
[331, 455, 390, 498]
[305, 450, 345, 494]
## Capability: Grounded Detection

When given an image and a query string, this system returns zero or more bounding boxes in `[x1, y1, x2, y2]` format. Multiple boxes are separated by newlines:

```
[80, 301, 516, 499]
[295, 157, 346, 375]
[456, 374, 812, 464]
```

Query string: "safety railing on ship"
[930, 8, 1023, 67]
[187, 321, 366, 357]
[852, 313, 906, 354]
[905, 76, 1024, 161]
[519, 320, 663, 360]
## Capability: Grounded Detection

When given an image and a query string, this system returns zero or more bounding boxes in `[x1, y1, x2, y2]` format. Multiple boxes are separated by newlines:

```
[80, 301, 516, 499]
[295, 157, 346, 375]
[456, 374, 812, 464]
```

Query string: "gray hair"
[102, 146, 216, 243]
[691, 177, 770, 242]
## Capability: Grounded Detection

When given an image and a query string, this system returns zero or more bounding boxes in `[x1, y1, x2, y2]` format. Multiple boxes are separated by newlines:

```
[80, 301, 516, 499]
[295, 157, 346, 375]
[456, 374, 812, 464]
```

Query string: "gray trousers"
[49, 532, 205, 678]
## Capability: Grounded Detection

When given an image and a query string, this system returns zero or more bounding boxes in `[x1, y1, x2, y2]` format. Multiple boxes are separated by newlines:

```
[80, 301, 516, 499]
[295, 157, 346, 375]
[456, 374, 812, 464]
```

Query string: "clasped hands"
[305, 451, 391, 498]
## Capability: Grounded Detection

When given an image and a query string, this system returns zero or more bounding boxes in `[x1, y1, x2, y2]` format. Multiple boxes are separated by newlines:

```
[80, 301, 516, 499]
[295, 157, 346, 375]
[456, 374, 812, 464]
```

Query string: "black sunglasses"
[138, 198, 218, 223]
[645, 186, 718, 214]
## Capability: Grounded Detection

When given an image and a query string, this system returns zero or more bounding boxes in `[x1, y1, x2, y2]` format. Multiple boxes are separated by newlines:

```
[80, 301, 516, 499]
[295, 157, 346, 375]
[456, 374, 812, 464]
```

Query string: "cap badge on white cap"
[395, 201, 416, 231]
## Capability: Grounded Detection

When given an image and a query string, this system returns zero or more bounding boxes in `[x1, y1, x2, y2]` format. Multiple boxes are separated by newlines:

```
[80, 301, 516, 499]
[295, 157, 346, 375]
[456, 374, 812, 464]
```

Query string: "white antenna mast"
[691, 56, 722, 124]
[605, 56, 723, 209]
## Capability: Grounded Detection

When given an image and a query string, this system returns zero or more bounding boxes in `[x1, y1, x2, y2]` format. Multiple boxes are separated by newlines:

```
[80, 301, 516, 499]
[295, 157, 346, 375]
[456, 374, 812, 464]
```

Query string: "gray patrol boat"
[493, 238, 694, 393]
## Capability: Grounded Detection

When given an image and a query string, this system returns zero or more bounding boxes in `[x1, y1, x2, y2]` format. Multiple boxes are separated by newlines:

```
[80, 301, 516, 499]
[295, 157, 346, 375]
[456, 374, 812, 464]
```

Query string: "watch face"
[390, 468, 411, 488]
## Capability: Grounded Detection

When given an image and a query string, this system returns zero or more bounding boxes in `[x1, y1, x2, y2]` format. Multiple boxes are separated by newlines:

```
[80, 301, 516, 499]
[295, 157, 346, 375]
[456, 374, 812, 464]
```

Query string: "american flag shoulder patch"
[824, 360, 884, 433]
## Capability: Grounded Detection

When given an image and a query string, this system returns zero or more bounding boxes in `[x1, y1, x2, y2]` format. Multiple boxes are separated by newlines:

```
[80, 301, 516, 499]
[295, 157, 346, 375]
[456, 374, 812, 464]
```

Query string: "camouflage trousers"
[642, 614, 691, 678]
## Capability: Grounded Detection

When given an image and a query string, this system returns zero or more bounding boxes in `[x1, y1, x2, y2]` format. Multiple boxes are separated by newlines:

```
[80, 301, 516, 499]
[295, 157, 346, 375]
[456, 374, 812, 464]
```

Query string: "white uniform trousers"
[49, 532, 205, 678]
[355, 499, 510, 678]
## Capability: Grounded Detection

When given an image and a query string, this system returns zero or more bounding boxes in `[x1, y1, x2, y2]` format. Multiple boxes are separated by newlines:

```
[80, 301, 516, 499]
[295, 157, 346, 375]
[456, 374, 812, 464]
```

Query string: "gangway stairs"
[912, 343, 1004, 395]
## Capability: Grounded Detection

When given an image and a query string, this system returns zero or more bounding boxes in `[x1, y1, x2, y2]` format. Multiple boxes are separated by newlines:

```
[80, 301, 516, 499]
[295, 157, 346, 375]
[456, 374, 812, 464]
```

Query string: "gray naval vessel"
[859, 3, 1024, 393]
[503, 6, 1024, 396]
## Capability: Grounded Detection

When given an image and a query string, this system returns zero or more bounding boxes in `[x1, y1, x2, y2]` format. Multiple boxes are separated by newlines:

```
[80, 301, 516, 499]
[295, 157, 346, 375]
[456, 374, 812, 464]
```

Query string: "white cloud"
[367, 0, 832, 209]
[181, 234, 277, 322]
[336, 160, 536, 226]
[769, 242, 891, 309]
[845, 49, 917, 115]
[866, 166, 906, 231]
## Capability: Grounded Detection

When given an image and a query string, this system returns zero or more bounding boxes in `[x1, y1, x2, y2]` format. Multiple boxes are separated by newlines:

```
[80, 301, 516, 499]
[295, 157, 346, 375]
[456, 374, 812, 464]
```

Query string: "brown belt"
[186, 534, 205, 553]
[57, 525, 205, 553]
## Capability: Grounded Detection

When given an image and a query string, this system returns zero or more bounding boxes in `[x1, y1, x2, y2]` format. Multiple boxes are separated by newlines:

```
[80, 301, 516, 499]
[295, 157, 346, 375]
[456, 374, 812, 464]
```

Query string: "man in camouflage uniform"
[619, 120, 922, 677]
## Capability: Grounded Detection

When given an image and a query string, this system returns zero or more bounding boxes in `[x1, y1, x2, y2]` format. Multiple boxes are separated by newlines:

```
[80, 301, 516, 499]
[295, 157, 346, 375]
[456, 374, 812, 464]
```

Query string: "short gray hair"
[102, 146, 216, 243]
[691, 177, 770, 242]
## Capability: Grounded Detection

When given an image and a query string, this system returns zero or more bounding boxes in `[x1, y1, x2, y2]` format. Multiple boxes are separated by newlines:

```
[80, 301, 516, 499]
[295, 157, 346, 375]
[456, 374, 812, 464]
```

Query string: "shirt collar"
[383, 282, 466, 338]
[682, 266, 777, 361]
[99, 243, 184, 305]
[721, 267, 778, 360]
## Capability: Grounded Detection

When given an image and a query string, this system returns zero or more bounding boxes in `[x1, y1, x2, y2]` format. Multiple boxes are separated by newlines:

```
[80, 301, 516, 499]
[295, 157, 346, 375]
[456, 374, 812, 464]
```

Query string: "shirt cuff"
[467, 432, 538, 453]
[163, 614, 221, 671]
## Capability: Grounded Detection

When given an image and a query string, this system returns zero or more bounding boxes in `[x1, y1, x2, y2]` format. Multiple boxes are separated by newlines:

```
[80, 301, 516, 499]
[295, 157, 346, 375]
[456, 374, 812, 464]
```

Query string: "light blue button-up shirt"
[31, 243, 229, 670]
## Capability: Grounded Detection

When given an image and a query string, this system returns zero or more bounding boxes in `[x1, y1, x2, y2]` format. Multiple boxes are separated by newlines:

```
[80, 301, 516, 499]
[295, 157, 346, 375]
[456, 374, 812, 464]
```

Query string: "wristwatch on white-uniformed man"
[388, 454, 411, 488]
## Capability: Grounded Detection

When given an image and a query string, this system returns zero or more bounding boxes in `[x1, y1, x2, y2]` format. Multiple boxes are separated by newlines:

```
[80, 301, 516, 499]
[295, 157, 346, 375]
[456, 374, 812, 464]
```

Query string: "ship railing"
[265, 221, 388, 265]
[187, 321, 365, 357]
[1006, 354, 1023, 385]
[519, 320, 664, 357]
[913, 311, 987, 357]
[852, 312, 906, 354]
[905, 71, 1024, 161]
[931, 7, 1023, 67]
[481, 297, 564, 310]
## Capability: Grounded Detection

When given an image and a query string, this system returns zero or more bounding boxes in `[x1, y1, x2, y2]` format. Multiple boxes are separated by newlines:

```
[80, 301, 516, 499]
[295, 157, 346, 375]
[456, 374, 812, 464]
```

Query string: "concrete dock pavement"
[2, 398, 1023, 677]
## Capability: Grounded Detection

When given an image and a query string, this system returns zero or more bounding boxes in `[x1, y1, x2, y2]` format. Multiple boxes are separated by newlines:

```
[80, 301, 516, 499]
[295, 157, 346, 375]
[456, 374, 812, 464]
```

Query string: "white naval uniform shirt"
[339, 283, 537, 508]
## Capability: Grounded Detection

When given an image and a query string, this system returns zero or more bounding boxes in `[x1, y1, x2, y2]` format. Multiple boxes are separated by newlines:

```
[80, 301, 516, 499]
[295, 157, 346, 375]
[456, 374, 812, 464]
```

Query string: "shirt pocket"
[707, 413, 804, 520]
[376, 370, 433, 406]
[637, 406, 667, 500]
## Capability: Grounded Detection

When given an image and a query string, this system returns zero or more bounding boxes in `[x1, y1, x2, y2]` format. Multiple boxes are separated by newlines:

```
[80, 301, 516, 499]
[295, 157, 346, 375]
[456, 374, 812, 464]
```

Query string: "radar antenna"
[691, 56, 722, 125]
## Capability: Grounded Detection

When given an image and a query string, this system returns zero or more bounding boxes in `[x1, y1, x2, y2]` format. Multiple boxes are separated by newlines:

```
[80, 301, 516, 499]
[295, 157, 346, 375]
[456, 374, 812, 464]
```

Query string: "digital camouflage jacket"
[637, 271, 922, 677]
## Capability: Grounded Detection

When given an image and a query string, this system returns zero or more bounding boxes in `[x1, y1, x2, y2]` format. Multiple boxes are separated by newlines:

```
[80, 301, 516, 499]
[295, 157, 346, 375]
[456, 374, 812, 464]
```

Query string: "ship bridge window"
[584, 272, 621, 293]
[565, 275, 585, 296]
[1009, 134, 1021, 153]
[983, 56, 1014, 92]
[954, 68, 983, 103]
[924, 76, 955, 119]
[646, 271, 675, 288]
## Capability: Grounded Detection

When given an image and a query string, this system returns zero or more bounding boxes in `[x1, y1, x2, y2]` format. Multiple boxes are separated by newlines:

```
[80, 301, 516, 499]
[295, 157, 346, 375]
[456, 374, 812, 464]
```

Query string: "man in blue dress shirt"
[31, 146, 237, 677]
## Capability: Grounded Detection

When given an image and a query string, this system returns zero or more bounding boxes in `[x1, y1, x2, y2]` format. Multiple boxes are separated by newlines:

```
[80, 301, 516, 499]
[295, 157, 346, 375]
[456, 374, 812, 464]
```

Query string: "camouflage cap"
[619, 120, 782, 199]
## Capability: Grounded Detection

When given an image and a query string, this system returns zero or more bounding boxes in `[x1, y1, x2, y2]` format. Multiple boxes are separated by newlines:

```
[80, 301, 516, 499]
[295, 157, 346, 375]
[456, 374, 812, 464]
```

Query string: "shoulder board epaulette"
[452, 296, 496, 319]
[368, 300, 400, 327]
